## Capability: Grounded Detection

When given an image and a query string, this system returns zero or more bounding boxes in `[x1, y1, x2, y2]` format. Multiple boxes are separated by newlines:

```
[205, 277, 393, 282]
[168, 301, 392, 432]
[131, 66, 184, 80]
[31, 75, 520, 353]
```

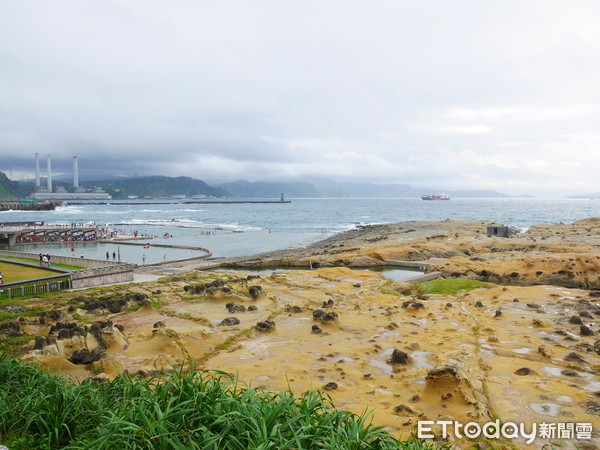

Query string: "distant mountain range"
[444, 189, 512, 199]
[569, 193, 600, 199]
[218, 180, 320, 198]
[81, 176, 230, 199]
[4, 171, 515, 200]
[218, 179, 512, 199]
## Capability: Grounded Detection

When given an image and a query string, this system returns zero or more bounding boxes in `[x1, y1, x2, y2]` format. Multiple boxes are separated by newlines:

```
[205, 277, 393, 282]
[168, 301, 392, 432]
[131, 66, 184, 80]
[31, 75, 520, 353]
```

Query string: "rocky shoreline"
[221, 218, 600, 290]
[2, 219, 599, 448]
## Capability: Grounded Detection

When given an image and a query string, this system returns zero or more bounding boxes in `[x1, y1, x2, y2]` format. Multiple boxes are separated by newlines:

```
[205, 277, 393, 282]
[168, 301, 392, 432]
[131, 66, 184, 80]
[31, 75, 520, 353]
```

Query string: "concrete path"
[383, 258, 446, 269]
[133, 273, 163, 283]
[134, 260, 222, 276]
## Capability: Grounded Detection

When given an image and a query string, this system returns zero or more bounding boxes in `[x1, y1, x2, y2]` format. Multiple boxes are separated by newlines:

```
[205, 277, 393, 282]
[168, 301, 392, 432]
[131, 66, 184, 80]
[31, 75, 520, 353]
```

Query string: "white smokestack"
[35, 153, 40, 190]
[47, 154, 52, 193]
[73, 156, 79, 189]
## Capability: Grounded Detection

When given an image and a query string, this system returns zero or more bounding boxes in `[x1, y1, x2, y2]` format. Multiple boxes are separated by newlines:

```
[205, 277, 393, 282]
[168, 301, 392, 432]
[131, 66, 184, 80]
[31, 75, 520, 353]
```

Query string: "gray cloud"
[1, 0, 600, 195]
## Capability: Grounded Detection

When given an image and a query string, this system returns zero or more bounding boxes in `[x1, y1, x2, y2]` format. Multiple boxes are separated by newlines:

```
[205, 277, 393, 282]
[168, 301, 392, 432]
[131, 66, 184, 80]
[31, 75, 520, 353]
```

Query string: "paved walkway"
[133, 273, 163, 283]
[134, 258, 222, 275]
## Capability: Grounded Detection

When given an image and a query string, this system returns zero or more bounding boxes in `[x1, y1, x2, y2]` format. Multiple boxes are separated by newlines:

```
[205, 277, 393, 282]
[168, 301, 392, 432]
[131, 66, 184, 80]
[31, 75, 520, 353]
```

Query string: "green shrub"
[414, 278, 494, 295]
[0, 355, 444, 449]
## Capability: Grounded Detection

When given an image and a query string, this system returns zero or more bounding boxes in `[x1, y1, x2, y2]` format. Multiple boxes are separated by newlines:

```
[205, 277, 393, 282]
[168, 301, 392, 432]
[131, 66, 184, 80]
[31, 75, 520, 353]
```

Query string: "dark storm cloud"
[1, 0, 600, 195]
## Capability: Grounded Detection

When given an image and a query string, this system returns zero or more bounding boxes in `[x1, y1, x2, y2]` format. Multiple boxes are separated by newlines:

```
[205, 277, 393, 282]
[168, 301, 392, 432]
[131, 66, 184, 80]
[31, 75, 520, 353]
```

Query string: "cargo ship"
[421, 192, 450, 201]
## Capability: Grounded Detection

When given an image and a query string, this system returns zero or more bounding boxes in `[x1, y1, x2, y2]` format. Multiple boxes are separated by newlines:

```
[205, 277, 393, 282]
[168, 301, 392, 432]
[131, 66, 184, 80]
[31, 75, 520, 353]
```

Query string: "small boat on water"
[421, 192, 450, 201]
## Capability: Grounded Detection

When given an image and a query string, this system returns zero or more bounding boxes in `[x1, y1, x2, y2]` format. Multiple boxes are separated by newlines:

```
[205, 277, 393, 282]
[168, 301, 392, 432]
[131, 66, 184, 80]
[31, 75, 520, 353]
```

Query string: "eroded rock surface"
[10, 219, 600, 448]
[226, 219, 600, 291]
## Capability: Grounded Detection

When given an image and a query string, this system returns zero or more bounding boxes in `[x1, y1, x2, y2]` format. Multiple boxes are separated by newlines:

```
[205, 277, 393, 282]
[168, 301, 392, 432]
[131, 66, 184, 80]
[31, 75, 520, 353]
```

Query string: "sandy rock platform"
[4, 219, 600, 448]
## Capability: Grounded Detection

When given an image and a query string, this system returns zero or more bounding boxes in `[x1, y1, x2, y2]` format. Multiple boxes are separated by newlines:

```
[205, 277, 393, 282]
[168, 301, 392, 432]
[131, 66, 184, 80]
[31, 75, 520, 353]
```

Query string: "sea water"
[1, 197, 599, 264]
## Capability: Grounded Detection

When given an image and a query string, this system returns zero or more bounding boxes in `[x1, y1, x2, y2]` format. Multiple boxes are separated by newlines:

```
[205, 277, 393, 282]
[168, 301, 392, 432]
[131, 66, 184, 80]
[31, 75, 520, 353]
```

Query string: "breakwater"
[66, 200, 291, 205]
[0, 201, 62, 212]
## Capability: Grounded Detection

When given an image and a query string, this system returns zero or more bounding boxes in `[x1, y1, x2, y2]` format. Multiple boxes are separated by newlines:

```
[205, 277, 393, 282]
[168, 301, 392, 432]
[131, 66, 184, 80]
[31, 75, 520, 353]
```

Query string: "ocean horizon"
[1, 197, 599, 264]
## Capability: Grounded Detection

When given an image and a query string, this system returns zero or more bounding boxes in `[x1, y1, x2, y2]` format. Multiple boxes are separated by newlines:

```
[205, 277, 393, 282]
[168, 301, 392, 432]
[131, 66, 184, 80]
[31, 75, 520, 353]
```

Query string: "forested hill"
[82, 176, 231, 199]
[0, 172, 32, 199]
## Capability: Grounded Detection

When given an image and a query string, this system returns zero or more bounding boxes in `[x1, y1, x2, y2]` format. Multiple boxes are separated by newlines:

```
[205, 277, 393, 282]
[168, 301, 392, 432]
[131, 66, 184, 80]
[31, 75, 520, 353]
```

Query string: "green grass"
[150, 299, 167, 309]
[414, 278, 494, 295]
[203, 328, 255, 359]
[70, 312, 92, 324]
[0, 305, 46, 355]
[124, 304, 142, 313]
[48, 263, 83, 271]
[0, 355, 445, 449]
[378, 287, 403, 296]
[0, 261, 62, 283]
[0, 335, 33, 356]
[0, 256, 84, 271]
[0, 305, 46, 323]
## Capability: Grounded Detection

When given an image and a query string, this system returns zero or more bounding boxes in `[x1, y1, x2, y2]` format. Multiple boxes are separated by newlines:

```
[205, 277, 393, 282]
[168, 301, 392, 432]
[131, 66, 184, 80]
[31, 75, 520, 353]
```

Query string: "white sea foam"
[54, 206, 84, 214]
[3, 198, 598, 260]
[111, 218, 261, 231]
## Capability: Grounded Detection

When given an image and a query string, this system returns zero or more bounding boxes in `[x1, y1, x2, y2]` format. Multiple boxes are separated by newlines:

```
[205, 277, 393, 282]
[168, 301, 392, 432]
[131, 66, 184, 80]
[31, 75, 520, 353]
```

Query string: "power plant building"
[31, 154, 111, 200]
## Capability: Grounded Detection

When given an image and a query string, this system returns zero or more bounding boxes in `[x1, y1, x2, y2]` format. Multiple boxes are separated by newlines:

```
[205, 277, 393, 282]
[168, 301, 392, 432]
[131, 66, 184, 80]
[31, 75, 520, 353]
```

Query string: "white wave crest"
[110, 218, 262, 231]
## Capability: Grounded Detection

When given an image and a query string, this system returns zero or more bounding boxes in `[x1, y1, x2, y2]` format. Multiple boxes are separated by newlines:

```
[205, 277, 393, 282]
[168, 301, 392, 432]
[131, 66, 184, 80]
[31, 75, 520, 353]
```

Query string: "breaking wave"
[111, 218, 262, 231]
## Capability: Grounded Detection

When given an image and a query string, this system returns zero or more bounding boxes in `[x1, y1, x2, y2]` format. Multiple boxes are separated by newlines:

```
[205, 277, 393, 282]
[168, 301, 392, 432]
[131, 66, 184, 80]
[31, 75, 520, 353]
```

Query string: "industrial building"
[30, 154, 111, 200]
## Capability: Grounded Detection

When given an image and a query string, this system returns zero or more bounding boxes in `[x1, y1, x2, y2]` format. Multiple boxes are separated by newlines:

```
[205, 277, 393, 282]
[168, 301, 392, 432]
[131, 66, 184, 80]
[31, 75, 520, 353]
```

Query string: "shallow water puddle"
[411, 351, 434, 369]
[541, 366, 563, 377]
[368, 358, 393, 375]
[512, 347, 534, 354]
[329, 356, 355, 364]
[529, 402, 561, 417]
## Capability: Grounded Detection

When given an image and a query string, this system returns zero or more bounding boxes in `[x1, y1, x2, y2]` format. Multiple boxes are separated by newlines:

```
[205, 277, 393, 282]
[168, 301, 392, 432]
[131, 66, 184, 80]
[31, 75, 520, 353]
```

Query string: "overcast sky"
[1, 0, 600, 195]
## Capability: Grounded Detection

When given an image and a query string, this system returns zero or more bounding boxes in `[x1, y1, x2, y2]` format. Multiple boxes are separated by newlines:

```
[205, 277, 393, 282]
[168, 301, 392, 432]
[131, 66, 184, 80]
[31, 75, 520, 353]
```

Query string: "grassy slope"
[0, 356, 446, 450]
[0, 171, 32, 200]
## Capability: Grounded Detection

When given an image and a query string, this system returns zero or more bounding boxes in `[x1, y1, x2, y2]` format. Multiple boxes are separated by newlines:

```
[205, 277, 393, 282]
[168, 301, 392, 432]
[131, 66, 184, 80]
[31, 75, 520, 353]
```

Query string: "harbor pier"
[0, 223, 102, 246]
